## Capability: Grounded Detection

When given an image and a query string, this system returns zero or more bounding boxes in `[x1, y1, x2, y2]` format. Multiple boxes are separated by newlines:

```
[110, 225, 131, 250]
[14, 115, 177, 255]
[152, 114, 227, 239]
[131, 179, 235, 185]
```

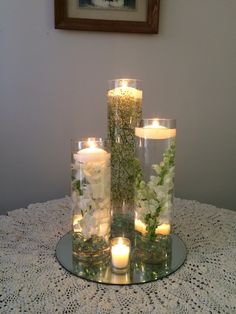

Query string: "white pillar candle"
[135, 119, 176, 140]
[111, 237, 131, 269]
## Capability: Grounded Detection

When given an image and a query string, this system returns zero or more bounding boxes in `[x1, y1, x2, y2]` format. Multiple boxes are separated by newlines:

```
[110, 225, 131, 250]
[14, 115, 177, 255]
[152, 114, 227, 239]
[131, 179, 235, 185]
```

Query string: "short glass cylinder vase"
[110, 237, 131, 274]
[71, 138, 111, 262]
[134, 119, 176, 260]
[107, 78, 142, 237]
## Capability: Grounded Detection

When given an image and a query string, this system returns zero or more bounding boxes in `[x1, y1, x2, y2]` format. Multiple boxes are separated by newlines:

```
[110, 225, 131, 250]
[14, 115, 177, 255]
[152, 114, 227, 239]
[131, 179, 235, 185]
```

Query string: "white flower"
[153, 185, 169, 202]
[149, 198, 159, 209]
[98, 220, 110, 237]
[92, 0, 110, 8]
[82, 160, 109, 184]
[159, 205, 172, 224]
[152, 164, 161, 174]
[148, 175, 160, 190]
[80, 214, 97, 238]
[149, 204, 156, 215]
[73, 160, 86, 172]
[72, 191, 79, 203]
[75, 169, 82, 180]
[135, 140, 175, 235]
[139, 180, 146, 189]
[93, 209, 108, 220]
[88, 176, 110, 199]
[140, 200, 149, 211]
[163, 175, 171, 185]
[135, 206, 143, 216]
[150, 175, 160, 184]
[163, 174, 174, 190]
[162, 200, 172, 212]
[89, 182, 103, 199]
[79, 198, 89, 211]
[137, 189, 145, 200]
[97, 198, 110, 211]
[169, 166, 175, 176]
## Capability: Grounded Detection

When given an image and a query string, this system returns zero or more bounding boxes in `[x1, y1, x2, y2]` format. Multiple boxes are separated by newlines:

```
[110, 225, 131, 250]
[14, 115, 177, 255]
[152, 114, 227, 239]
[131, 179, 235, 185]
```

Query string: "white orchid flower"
[80, 214, 97, 238]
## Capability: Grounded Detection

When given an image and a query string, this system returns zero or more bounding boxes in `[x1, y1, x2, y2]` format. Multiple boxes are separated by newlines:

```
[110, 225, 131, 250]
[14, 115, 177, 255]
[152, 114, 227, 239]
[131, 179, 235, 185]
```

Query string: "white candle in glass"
[107, 79, 142, 99]
[74, 138, 109, 163]
[111, 237, 131, 269]
[135, 119, 176, 140]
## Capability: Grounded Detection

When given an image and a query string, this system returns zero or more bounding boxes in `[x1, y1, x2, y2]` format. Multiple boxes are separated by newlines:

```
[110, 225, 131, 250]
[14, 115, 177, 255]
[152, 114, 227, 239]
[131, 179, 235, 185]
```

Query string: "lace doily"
[1, 197, 236, 314]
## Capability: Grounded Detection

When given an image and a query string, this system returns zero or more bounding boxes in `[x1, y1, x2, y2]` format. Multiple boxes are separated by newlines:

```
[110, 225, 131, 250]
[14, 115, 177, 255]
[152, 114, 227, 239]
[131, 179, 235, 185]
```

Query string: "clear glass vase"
[107, 78, 142, 237]
[134, 118, 176, 263]
[71, 138, 111, 262]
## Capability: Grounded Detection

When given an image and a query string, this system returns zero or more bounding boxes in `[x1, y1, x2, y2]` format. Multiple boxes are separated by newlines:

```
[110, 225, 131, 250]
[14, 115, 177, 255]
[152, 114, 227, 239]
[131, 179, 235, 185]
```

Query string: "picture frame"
[54, 0, 160, 34]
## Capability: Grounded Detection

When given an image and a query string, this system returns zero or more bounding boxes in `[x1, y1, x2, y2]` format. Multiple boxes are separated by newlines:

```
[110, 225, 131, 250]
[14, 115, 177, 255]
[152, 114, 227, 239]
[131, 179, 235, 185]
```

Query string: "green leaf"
[72, 179, 83, 195]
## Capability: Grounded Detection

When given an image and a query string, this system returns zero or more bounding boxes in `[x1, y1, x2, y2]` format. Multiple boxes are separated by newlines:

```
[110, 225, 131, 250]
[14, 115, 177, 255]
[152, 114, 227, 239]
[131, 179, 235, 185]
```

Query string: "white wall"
[0, 0, 236, 213]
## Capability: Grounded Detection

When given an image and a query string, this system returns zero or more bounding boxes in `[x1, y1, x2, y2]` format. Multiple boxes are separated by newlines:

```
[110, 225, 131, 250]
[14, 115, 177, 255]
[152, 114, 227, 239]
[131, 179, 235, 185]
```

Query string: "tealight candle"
[111, 237, 131, 270]
[135, 119, 176, 140]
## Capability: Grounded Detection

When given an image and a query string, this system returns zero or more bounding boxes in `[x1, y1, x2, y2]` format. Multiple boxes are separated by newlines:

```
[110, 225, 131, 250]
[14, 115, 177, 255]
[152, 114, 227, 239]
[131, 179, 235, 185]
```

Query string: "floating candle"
[135, 219, 171, 236]
[74, 138, 109, 163]
[107, 79, 142, 99]
[156, 223, 171, 235]
[135, 119, 176, 140]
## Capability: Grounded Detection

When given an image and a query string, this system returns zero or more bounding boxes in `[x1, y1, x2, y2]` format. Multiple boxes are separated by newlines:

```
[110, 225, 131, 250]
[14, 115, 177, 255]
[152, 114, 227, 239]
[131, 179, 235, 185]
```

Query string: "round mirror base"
[56, 232, 187, 285]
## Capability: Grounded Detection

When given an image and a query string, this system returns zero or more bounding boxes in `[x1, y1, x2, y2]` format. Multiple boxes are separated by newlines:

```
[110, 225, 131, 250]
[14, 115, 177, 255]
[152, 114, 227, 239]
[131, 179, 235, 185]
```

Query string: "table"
[1, 197, 236, 313]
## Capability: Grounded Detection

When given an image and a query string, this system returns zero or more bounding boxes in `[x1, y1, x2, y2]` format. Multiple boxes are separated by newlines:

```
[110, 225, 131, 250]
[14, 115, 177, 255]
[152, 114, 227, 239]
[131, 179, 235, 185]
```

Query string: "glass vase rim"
[108, 78, 142, 90]
[141, 118, 176, 122]
[108, 78, 142, 83]
[110, 237, 131, 246]
[71, 137, 110, 151]
[71, 137, 105, 143]
[138, 118, 176, 129]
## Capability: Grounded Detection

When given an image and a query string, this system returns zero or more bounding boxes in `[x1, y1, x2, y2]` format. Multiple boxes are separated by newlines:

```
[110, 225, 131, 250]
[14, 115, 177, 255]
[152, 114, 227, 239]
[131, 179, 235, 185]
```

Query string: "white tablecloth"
[1, 197, 236, 314]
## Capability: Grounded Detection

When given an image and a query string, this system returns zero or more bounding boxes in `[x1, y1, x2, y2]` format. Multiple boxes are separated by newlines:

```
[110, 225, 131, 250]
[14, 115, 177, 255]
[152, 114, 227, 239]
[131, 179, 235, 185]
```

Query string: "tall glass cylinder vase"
[134, 119, 176, 263]
[71, 138, 111, 262]
[107, 79, 142, 237]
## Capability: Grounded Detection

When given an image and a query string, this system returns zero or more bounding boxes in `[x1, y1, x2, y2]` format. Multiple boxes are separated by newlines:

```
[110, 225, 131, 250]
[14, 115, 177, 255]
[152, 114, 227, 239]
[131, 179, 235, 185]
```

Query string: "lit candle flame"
[118, 238, 123, 245]
[87, 138, 96, 149]
[152, 119, 160, 128]
[121, 80, 128, 89]
[144, 119, 165, 129]
[143, 119, 165, 129]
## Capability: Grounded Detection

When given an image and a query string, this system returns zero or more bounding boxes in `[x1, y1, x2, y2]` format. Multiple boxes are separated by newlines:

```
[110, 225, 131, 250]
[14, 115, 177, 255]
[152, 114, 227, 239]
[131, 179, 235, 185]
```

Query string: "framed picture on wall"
[54, 0, 160, 34]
